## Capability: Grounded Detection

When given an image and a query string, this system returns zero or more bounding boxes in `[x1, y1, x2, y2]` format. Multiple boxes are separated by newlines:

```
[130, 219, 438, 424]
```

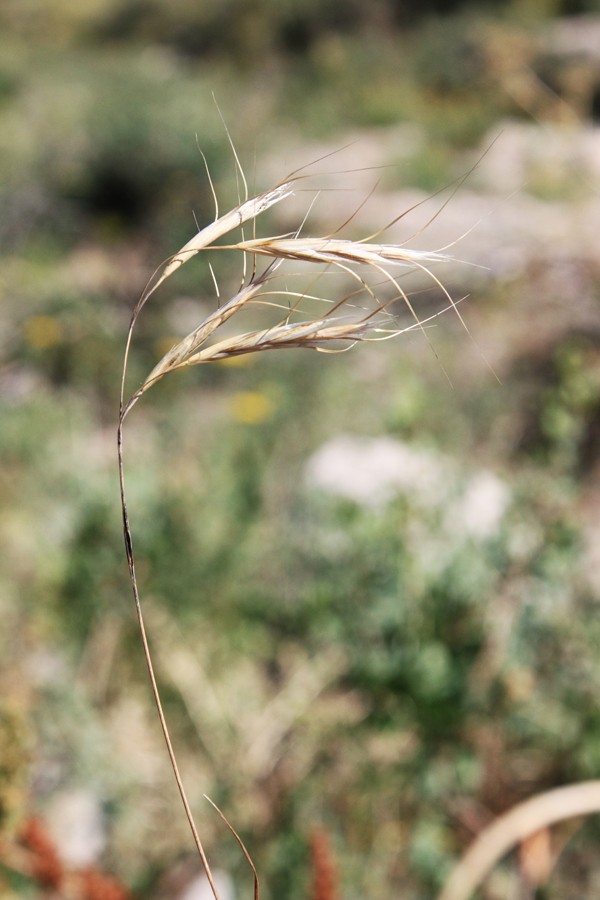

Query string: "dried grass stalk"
[118, 147, 464, 898]
[438, 781, 600, 900]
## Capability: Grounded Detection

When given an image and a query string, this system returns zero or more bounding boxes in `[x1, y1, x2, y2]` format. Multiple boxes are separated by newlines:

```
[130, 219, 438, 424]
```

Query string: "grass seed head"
[125, 162, 463, 415]
[117, 143, 476, 897]
[231, 236, 452, 269]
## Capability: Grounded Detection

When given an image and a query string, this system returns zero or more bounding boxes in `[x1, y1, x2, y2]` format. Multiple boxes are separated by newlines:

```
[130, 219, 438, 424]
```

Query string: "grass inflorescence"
[117, 144, 465, 897]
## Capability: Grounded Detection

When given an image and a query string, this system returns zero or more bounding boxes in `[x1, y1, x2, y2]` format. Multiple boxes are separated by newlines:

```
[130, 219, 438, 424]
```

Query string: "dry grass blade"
[204, 796, 260, 900]
[437, 781, 600, 900]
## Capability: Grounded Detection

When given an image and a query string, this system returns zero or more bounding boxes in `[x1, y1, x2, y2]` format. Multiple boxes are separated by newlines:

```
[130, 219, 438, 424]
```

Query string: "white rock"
[447, 470, 509, 539]
[45, 789, 105, 868]
[304, 435, 448, 508]
[305, 435, 510, 538]
[544, 14, 600, 62]
[180, 870, 235, 900]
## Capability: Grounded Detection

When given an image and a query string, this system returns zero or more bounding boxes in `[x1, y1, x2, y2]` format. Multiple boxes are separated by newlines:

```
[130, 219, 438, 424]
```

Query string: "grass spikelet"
[230, 235, 453, 269]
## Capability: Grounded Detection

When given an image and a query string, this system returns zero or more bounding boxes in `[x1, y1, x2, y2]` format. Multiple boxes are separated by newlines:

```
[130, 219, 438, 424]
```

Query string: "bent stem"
[117, 411, 222, 900]
[437, 781, 600, 900]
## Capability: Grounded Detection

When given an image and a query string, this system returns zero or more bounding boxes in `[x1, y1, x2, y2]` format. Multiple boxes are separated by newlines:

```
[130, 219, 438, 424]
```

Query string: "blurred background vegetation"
[3, 0, 600, 898]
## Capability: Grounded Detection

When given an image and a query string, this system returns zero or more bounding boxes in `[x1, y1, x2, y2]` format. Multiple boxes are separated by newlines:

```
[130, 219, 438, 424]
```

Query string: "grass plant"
[117, 144, 471, 896]
[116, 138, 600, 900]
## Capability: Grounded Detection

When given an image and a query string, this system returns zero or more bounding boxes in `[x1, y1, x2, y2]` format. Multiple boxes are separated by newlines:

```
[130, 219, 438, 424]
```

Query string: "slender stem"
[118, 414, 222, 900]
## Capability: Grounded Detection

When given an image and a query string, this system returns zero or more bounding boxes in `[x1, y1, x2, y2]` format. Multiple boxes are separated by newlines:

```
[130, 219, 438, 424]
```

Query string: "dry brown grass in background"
[439, 782, 600, 900]
[116, 143, 600, 900]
